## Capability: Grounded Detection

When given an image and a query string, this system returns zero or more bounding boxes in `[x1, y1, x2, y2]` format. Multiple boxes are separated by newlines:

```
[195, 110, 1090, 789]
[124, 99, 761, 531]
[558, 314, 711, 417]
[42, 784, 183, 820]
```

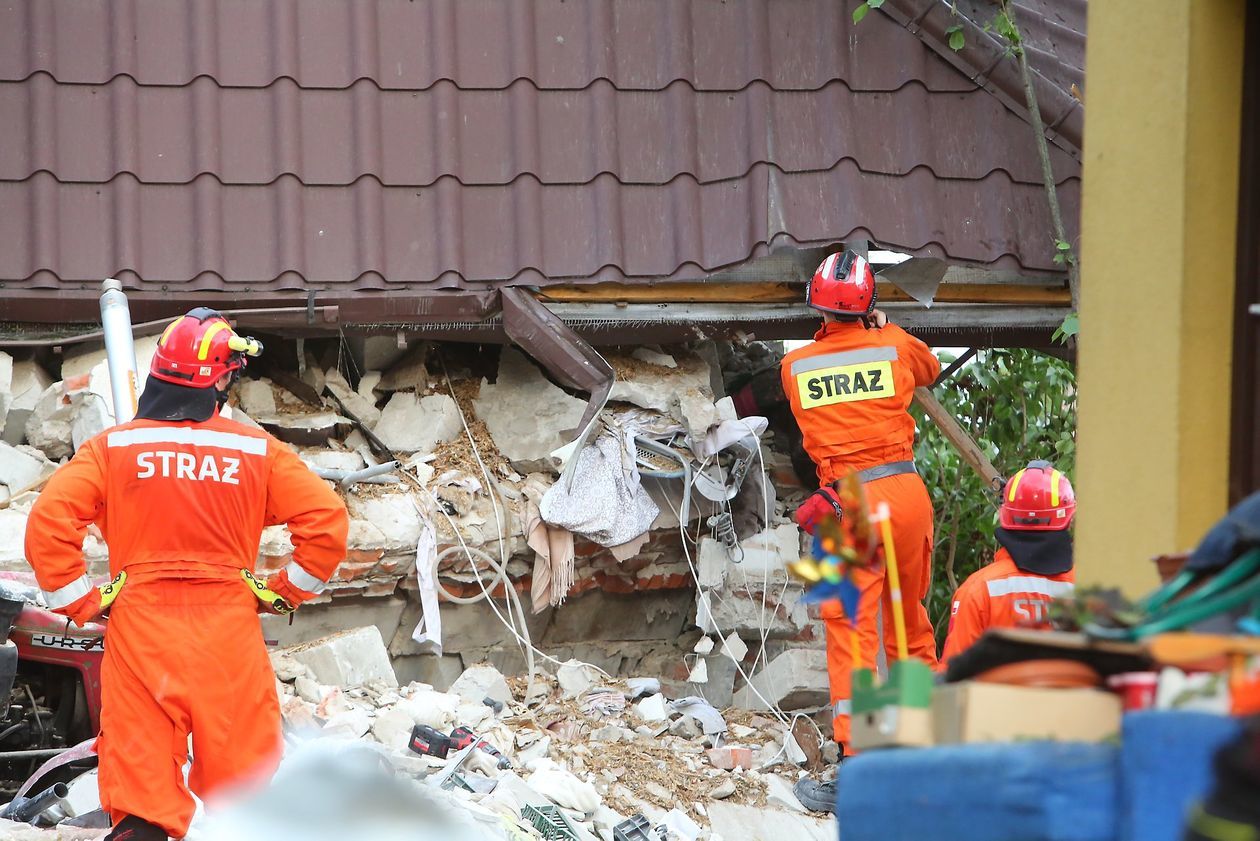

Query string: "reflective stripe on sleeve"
[985, 577, 1075, 599]
[790, 346, 898, 377]
[832, 700, 853, 715]
[107, 427, 267, 456]
[284, 562, 328, 595]
[42, 575, 93, 610]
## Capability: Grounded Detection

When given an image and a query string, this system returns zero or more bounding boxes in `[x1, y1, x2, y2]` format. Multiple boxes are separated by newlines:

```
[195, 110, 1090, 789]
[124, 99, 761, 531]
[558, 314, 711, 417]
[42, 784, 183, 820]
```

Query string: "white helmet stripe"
[819, 253, 839, 280]
[851, 254, 868, 282]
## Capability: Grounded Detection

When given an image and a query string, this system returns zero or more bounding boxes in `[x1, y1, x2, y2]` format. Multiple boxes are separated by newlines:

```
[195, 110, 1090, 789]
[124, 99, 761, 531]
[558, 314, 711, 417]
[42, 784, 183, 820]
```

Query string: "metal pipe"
[2, 782, 68, 823]
[99, 279, 139, 424]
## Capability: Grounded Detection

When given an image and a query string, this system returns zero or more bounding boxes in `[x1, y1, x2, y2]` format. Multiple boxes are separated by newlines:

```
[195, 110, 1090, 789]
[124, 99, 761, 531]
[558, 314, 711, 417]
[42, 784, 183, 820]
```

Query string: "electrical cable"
[394, 356, 615, 707]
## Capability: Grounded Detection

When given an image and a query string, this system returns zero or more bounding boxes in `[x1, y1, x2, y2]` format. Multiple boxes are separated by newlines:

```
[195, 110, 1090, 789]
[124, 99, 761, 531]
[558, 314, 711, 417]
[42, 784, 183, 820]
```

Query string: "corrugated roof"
[0, 0, 1083, 309]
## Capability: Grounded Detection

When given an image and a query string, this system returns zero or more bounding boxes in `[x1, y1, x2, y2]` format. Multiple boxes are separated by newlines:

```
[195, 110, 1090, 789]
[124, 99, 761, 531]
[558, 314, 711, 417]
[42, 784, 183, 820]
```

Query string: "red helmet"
[150, 308, 263, 389]
[806, 250, 877, 317]
[1000, 460, 1076, 531]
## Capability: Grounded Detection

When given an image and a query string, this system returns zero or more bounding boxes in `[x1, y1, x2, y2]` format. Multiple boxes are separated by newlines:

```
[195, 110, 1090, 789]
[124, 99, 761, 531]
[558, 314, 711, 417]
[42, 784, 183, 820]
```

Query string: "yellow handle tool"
[240, 569, 295, 615]
[97, 571, 126, 612]
[876, 502, 909, 662]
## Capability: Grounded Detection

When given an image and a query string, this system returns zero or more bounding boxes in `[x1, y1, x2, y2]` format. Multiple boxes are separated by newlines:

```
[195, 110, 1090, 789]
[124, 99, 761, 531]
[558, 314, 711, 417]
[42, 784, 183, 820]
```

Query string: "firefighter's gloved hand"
[795, 487, 843, 536]
[240, 569, 296, 615]
[61, 571, 126, 627]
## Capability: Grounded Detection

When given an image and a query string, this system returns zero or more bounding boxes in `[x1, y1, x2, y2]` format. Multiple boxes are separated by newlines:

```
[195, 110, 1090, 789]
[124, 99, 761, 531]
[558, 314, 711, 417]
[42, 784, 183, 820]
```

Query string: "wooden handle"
[913, 386, 1004, 491]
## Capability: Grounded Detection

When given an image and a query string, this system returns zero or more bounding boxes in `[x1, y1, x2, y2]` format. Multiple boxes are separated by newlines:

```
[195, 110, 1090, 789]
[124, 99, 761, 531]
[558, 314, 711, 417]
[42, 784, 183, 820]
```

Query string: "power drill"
[449, 726, 511, 769]
[408, 724, 453, 759]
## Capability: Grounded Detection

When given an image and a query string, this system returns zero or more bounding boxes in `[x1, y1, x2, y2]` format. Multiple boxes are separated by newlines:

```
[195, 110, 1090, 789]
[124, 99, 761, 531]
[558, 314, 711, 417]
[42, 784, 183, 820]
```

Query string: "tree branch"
[1001, 1, 1081, 312]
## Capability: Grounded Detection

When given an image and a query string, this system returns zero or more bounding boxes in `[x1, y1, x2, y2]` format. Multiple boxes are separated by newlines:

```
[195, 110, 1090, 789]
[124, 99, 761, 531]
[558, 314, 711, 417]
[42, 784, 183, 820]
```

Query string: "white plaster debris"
[374, 392, 462, 453]
[2, 359, 53, 446]
[285, 626, 400, 690]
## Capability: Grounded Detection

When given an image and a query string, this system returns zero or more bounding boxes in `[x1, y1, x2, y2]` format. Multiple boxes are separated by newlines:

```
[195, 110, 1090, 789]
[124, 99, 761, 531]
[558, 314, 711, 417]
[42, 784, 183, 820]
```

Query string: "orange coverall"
[941, 547, 1076, 662]
[24, 414, 348, 837]
[780, 319, 940, 750]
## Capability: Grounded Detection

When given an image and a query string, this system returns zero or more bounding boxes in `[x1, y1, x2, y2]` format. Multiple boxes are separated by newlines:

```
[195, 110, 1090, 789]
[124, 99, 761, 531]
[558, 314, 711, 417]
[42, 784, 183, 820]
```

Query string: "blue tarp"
[1118, 711, 1241, 841]
[835, 712, 1242, 841]
[837, 741, 1119, 841]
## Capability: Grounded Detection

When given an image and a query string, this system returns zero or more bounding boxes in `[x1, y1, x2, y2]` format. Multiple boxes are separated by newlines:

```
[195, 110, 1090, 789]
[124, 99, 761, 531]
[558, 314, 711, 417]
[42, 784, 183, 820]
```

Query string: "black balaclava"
[135, 377, 219, 422]
[995, 526, 1074, 576]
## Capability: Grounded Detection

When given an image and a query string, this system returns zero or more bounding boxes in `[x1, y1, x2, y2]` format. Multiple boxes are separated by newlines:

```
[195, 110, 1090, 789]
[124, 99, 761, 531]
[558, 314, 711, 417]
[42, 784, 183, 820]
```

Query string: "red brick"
[707, 747, 753, 770]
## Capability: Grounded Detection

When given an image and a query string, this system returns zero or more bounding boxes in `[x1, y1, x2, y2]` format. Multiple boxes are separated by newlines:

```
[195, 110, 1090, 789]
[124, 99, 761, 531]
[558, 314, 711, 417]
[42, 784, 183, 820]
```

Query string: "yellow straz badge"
[797, 361, 895, 408]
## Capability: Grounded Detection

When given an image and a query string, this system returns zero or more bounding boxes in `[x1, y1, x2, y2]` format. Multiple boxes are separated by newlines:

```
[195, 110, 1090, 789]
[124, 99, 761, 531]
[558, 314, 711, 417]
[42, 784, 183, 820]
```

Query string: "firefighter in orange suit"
[24, 309, 349, 840]
[782, 251, 940, 810]
[942, 461, 1076, 662]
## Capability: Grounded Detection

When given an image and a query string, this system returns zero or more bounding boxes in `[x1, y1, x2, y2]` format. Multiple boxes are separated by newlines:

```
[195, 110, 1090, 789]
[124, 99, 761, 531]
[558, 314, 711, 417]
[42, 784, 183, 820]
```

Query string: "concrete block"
[352, 335, 409, 373]
[707, 802, 835, 841]
[724, 525, 800, 589]
[556, 659, 602, 698]
[697, 585, 811, 640]
[298, 448, 367, 473]
[542, 589, 692, 645]
[324, 369, 381, 428]
[283, 626, 399, 689]
[390, 600, 552, 657]
[391, 654, 465, 691]
[262, 596, 408, 650]
[24, 385, 74, 460]
[472, 348, 587, 473]
[345, 493, 423, 554]
[608, 352, 718, 439]
[0, 441, 53, 495]
[733, 649, 829, 711]
[376, 345, 430, 393]
[763, 773, 807, 812]
[373, 392, 461, 453]
[2, 359, 53, 446]
[70, 391, 112, 451]
[237, 378, 278, 417]
[449, 663, 512, 707]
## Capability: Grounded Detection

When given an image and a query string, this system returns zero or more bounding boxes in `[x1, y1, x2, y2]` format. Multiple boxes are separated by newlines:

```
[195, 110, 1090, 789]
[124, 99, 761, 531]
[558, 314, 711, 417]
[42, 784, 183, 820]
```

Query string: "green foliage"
[992, 8, 1021, 49]
[852, 2, 870, 23]
[1052, 312, 1079, 344]
[945, 24, 966, 52]
[912, 349, 1077, 644]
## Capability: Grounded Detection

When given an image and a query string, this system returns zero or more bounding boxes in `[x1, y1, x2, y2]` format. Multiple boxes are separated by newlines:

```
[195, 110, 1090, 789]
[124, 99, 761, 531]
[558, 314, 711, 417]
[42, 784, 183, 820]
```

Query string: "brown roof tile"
[0, 0, 1084, 312]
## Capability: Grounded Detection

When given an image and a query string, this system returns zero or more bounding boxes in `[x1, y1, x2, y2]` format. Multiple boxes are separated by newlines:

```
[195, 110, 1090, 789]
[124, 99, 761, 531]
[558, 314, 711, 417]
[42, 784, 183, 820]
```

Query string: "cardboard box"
[849, 660, 936, 750]
[933, 682, 1122, 745]
[850, 705, 934, 750]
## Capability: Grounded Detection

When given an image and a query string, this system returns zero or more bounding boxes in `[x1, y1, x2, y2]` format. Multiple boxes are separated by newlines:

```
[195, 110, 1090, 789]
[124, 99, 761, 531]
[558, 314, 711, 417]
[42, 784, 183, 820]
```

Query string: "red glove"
[794, 487, 843, 536]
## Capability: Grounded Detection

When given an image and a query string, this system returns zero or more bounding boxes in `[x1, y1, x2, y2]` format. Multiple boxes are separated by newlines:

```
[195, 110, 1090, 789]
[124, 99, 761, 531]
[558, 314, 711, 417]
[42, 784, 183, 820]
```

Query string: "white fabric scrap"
[410, 518, 442, 654]
[540, 434, 660, 547]
[693, 417, 769, 459]
[669, 696, 727, 735]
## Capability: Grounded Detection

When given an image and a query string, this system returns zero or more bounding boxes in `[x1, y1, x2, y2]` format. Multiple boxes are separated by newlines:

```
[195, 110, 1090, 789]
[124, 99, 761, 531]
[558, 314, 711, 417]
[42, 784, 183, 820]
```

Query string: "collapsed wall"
[0, 336, 828, 717]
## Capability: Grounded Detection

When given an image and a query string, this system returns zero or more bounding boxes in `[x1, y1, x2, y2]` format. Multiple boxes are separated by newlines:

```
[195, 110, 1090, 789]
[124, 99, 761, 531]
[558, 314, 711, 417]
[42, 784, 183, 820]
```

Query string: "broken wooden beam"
[913, 386, 1004, 491]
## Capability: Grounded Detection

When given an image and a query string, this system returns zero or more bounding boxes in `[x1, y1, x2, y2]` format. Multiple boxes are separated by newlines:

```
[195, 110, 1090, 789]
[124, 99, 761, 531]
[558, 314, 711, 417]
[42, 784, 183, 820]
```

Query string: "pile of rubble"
[252, 624, 836, 841]
[0, 337, 826, 714]
[0, 333, 844, 838]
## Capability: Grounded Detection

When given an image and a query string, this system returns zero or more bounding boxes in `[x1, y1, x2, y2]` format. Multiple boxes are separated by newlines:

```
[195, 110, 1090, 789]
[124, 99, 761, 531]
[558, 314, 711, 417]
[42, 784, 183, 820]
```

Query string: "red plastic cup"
[1107, 672, 1160, 711]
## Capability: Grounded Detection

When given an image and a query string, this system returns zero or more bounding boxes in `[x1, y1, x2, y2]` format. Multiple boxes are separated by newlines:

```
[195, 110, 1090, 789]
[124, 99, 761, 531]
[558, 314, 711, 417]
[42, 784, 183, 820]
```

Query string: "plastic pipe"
[3, 782, 68, 824]
[99, 279, 139, 424]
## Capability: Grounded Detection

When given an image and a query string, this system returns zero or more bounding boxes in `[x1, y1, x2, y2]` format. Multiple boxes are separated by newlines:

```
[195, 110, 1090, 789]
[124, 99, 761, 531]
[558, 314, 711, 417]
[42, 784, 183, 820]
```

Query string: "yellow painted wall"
[1076, 0, 1245, 594]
